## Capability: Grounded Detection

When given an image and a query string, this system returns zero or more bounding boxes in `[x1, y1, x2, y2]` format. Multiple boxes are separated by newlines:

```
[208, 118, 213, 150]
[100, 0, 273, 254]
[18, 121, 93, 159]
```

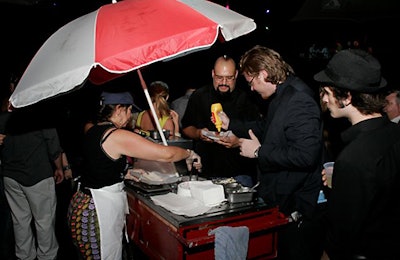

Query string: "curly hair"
[322, 86, 386, 115]
[239, 45, 294, 84]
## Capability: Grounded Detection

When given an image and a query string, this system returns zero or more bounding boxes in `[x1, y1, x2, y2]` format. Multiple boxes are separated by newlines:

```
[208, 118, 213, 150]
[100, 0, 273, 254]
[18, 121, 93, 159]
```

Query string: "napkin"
[189, 181, 226, 207]
[151, 193, 211, 217]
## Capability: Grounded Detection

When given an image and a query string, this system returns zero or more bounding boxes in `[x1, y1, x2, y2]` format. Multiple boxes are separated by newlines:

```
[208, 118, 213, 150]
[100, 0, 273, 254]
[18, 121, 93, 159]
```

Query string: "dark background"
[1, 1, 399, 259]
[1, 0, 399, 122]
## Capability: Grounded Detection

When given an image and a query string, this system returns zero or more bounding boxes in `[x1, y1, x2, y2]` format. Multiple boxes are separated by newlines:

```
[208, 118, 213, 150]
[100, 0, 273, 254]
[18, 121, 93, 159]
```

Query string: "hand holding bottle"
[211, 103, 223, 132]
[217, 111, 230, 130]
[210, 109, 230, 131]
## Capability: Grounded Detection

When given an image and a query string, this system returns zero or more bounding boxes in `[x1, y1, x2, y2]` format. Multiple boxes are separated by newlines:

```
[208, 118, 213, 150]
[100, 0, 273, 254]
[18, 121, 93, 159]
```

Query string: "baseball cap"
[101, 91, 143, 112]
[101, 91, 134, 105]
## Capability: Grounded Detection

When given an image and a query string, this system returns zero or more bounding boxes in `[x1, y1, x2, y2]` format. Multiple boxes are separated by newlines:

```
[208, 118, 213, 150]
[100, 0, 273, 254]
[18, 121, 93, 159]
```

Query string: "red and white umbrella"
[10, 0, 256, 108]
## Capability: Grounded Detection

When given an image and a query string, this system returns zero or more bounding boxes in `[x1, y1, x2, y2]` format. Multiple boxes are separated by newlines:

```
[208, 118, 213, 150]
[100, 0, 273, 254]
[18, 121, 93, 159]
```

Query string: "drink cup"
[323, 162, 334, 188]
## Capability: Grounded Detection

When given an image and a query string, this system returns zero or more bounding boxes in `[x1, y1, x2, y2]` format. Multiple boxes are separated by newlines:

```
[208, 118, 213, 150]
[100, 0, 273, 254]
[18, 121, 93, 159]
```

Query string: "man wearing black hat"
[315, 49, 400, 259]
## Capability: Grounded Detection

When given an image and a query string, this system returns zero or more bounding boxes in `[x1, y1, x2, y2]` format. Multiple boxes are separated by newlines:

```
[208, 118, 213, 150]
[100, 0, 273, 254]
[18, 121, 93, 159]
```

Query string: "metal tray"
[226, 190, 257, 203]
[124, 180, 173, 195]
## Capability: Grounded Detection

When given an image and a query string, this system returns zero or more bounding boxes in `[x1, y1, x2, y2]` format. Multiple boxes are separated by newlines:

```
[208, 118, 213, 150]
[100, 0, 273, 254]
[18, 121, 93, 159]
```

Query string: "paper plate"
[130, 170, 180, 185]
[201, 130, 232, 141]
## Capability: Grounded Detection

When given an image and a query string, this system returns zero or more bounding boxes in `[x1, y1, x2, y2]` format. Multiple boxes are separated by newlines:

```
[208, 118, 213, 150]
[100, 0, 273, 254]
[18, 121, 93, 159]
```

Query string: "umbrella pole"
[137, 69, 179, 177]
[137, 69, 168, 146]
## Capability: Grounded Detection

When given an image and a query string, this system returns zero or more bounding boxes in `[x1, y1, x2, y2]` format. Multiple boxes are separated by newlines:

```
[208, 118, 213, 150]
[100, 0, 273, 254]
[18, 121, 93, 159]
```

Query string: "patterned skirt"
[67, 191, 101, 260]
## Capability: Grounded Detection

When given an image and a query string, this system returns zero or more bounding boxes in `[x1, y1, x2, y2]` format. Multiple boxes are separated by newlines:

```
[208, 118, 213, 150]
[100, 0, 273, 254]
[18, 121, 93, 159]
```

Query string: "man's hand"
[64, 168, 73, 180]
[216, 133, 240, 148]
[0, 134, 6, 145]
[218, 111, 230, 130]
[321, 168, 328, 187]
[199, 128, 214, 143]
[210, 111, 230, 130]
[54, 168, 64, 184]
[239, 129, 261, 158]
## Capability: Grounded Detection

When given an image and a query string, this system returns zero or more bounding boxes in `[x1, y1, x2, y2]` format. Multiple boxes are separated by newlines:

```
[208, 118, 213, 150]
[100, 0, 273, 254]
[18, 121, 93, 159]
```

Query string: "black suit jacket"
[230, 75, 323, 218]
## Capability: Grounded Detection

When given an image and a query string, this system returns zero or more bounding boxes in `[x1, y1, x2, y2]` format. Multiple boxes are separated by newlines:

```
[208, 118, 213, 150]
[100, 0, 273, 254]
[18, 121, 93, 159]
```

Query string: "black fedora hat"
[314, 49, 387, 93]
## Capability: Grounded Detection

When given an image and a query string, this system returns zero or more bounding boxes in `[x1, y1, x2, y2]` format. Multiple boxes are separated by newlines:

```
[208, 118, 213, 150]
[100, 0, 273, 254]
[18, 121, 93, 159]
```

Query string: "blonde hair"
[239, 45, 294, 84]
[149, 81, 170, 118]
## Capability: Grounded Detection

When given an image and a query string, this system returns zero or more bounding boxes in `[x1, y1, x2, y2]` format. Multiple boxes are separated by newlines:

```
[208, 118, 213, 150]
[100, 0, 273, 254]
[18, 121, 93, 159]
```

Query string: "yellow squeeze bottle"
[211, 103, 223, 132]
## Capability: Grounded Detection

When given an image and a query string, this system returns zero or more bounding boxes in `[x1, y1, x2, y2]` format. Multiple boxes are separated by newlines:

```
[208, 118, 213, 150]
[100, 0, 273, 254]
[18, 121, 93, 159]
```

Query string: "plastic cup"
[323, 162, 335, 188]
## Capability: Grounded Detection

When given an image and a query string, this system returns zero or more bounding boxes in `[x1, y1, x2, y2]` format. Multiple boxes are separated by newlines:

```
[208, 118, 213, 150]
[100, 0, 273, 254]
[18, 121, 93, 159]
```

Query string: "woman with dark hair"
[67, 91, 201, 260]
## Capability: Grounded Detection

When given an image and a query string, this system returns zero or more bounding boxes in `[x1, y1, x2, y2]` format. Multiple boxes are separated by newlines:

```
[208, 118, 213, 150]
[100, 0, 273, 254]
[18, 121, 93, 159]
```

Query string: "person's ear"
[259, 70, 268, 81]
[345, 93, 352, 106]
[115, 104, 124, 113]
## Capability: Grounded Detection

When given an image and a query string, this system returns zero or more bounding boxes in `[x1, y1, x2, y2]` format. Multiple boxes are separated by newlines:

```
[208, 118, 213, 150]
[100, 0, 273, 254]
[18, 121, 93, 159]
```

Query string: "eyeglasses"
[214, 75, 235, 82]
[247, 75, 256, 87]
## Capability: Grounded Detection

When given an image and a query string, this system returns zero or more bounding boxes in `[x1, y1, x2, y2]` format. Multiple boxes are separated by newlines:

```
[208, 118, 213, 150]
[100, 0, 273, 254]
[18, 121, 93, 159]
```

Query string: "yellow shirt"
[135, 110, 169, 129]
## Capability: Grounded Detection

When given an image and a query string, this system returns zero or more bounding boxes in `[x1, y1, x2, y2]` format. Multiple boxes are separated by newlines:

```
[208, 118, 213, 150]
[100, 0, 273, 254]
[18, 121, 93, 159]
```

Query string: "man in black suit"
[216, 45, 324, 260]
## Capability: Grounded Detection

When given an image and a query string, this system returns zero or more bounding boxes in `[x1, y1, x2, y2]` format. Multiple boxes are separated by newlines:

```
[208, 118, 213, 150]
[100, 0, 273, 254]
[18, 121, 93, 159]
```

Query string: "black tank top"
[81, 124, 127, 189]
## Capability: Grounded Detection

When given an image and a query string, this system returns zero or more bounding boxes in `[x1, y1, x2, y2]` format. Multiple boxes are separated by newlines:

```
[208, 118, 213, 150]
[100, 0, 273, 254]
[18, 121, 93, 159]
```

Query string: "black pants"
[277, 203, 327, 260]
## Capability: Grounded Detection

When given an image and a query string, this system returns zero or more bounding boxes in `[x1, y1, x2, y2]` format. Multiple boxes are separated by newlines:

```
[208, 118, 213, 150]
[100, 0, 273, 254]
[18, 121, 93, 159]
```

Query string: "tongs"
[189, 158, 199, 181]
[249, 181, 260, 192]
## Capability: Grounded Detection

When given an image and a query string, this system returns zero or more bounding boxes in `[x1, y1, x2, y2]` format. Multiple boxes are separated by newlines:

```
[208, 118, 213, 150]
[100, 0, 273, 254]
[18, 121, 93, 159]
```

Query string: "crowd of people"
[1, 42, 399, 260]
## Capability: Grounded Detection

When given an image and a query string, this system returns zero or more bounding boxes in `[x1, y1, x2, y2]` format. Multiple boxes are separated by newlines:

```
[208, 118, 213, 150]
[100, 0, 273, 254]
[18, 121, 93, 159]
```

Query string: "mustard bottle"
[211, 103, 223, 132]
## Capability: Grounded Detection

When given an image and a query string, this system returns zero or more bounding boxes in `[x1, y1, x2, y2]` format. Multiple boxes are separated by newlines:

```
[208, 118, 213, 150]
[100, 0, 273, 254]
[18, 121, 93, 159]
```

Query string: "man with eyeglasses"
[215, 46, 324, 260]
[181, 55, 260, 184]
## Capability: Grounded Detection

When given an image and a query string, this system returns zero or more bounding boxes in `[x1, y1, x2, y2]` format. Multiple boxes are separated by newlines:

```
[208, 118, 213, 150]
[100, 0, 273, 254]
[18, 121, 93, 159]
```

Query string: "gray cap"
[101, 91, 134, 105]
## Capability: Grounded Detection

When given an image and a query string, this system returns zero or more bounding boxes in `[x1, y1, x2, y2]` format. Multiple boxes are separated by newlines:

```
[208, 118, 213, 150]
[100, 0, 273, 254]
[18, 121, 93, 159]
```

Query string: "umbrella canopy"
[10, 0, 256, 108]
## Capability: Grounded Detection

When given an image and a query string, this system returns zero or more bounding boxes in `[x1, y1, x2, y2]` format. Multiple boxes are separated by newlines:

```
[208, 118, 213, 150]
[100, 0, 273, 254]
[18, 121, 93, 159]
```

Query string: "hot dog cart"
[125, 181, 289, 259]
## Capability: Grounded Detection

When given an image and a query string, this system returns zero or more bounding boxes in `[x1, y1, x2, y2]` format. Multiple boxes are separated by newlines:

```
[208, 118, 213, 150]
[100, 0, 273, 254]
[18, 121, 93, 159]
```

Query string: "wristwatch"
[254, 146, 261, 158]
[63, 164, 72, 171]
